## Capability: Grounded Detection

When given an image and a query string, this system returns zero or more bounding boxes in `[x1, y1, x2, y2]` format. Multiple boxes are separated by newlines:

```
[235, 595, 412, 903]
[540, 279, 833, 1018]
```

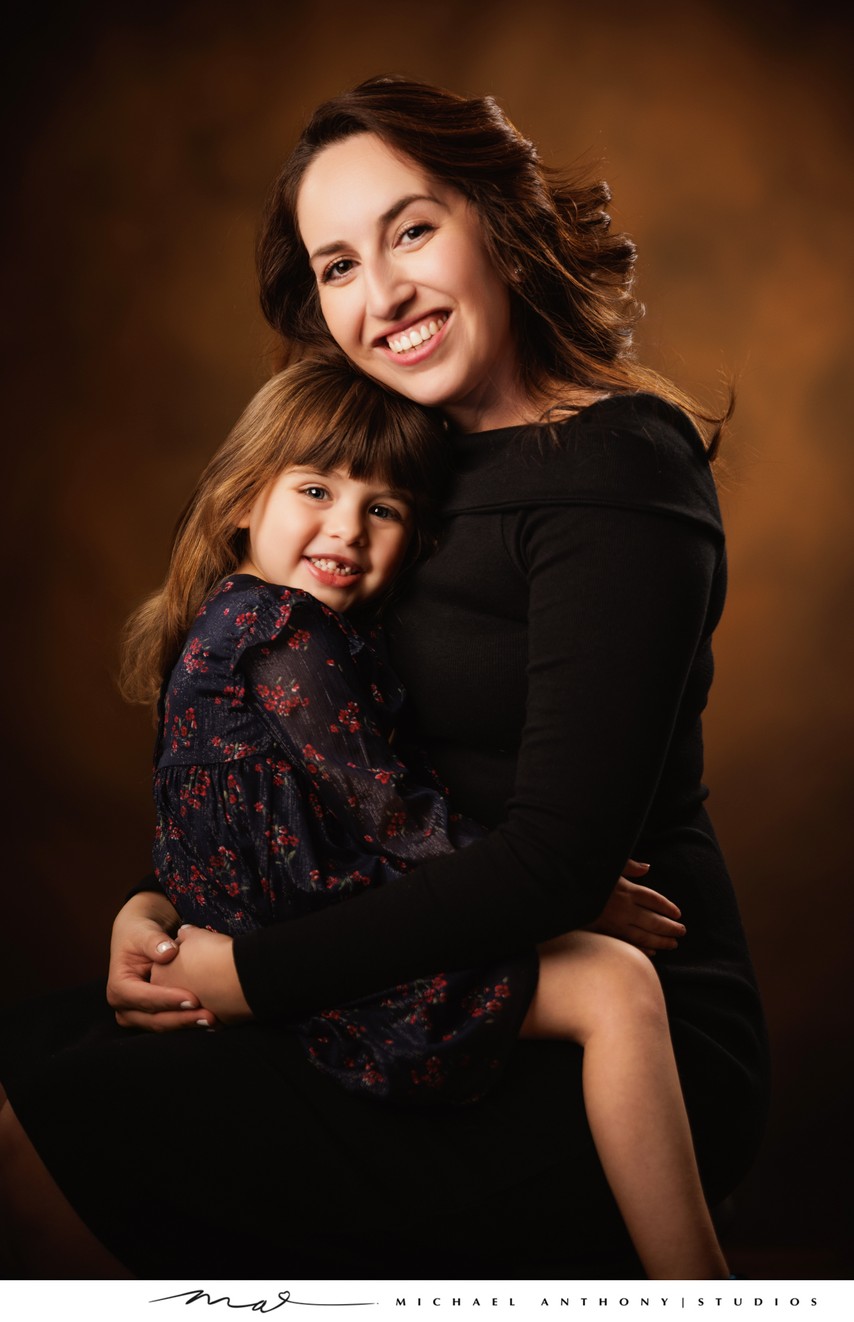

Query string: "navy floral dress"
[154, 575, 538, 1104]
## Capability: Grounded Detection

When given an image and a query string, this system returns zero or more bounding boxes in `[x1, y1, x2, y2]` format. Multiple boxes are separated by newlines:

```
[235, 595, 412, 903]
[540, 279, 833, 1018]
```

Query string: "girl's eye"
[320, 257, 355, 285]
[369, 503, 404, 522]
[302, 485, 330, 501]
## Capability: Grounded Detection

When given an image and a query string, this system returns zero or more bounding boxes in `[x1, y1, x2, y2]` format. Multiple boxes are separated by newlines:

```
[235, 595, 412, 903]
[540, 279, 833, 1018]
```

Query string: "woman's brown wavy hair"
[120, 355, 450, 708]
[257, 75, 729, 454]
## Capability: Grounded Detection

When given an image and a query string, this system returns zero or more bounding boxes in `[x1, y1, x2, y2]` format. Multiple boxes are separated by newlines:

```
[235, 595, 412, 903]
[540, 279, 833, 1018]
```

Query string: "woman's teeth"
[310, 557, 360, 575]
[386, 315, 446, 354]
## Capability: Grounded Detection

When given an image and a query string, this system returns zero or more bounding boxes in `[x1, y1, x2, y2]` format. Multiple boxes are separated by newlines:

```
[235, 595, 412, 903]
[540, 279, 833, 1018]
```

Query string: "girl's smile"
[297, 133, 530, 432]
[238, 466, 413, 611]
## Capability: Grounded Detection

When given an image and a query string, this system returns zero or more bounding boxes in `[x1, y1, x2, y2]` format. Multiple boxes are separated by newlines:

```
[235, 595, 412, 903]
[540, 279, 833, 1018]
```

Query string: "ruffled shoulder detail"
[224, 578, 407, 731]
[445, 394, 723, 541]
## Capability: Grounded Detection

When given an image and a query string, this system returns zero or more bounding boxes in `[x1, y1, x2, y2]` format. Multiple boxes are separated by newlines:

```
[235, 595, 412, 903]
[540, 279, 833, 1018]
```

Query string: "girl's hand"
[584, 862, 686, 956]
[107, 892, 217, 1031]
[149, 925, 253, 1026]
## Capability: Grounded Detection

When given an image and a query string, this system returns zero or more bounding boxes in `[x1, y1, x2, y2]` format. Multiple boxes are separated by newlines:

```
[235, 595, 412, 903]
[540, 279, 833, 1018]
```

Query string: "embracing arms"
[228, 499, 718, 1021]
[109, 396, 721, 1026]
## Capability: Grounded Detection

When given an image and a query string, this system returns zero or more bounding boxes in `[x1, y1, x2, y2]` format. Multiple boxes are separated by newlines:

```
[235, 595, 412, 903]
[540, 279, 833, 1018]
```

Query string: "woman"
[0, 76, 769, 1280]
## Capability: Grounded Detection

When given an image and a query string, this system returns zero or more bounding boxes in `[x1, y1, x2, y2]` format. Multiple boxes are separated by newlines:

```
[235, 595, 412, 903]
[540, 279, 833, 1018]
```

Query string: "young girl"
[122, 355, 729, 1279]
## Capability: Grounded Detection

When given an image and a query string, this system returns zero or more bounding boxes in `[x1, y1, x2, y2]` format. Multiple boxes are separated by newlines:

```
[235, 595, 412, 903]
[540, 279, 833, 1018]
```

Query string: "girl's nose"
[363, 256, 415, 323]
[328, 506, 367, 546]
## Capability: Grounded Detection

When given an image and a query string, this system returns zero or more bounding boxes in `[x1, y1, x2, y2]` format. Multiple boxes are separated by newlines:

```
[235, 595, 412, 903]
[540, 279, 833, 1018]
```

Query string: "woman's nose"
[363, 256, 415, 322]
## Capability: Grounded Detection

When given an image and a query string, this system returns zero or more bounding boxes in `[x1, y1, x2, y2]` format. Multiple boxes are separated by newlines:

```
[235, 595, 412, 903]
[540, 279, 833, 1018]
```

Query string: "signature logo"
[150, 1288, 376, 1312]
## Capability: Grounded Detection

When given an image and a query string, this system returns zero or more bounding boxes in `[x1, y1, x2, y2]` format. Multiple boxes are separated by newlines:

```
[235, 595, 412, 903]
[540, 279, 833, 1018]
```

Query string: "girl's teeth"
[311, 557, 358, 574]
[387, 315, 446, 354]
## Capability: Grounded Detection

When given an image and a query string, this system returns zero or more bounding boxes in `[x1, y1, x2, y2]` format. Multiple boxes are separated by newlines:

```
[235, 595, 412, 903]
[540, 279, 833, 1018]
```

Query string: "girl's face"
[297, 133, 528, 433]
[238, 466, 413, 611]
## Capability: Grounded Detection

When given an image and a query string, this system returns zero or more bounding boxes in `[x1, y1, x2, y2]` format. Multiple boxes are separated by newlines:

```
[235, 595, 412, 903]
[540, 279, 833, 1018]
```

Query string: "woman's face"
[296, 133, 528, 432]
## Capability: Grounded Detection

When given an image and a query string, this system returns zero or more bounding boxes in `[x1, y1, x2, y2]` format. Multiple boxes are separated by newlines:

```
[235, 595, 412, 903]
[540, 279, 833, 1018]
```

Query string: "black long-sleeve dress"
[0, 394, 769, 1279]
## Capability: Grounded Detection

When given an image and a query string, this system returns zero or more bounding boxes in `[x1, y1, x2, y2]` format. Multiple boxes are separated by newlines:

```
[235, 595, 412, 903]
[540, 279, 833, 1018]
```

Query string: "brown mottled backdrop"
[2, 0, 852, 1280]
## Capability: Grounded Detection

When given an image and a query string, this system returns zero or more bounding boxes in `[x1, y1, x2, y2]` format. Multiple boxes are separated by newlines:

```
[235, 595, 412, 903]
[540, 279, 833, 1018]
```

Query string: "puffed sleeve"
[233, 409, 725, 1020]
[237, 591, 482, 871]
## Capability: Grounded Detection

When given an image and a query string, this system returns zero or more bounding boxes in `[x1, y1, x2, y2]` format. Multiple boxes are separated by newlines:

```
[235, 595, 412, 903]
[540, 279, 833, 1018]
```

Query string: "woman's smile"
[382, 311, 448, 357]
[297, 133, 530, 432]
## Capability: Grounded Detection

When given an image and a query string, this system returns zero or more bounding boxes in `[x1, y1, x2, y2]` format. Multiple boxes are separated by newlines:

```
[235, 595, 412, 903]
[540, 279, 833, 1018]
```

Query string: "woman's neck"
[446, 379, 609, 434]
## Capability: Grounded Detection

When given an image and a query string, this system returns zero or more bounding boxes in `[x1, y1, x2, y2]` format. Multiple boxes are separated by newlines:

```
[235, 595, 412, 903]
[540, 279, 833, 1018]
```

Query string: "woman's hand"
[150, 926, 253, 1026]
[584, 861, 686, 956]
[107, 892, 219, 1031]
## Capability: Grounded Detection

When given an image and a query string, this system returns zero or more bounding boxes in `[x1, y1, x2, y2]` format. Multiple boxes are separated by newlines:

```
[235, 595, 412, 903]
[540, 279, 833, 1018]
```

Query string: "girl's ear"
[236, 508, 252, 529]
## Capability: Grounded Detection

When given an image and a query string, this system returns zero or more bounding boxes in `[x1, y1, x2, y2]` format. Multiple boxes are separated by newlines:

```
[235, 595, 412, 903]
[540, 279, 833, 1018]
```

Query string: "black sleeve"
[233, 496, 720, 1022]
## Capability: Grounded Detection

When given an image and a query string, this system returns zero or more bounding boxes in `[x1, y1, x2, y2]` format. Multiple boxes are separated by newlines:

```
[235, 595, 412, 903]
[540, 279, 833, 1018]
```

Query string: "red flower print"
[270, 824, 300, 856]
[179, 767, 211, 811]
[256, 678, 309, 719]
[171, 706, 198, 753]
[183, 637, 210, 676]
[383, 810, 408, 839]
[330, 701, 361, 734]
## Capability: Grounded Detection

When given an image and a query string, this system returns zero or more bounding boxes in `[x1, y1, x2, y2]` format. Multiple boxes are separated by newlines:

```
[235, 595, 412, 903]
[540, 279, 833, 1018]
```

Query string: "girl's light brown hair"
[120, 355, 450, 708]
[257, 75, 730, 452]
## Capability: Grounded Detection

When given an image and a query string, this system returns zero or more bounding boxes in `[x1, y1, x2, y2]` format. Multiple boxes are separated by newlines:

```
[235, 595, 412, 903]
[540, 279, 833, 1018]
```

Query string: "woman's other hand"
[584, 862, 686, 956]
[149, 925, 253, 1026]
[107, 893, 218, 1031]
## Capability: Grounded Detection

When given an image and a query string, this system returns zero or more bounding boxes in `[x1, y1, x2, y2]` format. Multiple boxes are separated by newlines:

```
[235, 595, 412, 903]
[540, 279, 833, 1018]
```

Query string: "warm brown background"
[2, 0, 852, 1280]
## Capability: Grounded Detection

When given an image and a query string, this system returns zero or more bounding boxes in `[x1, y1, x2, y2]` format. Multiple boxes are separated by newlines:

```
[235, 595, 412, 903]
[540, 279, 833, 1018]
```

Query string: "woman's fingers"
[627, 913, 686, 949]
[623, 881, 682, 919]
[587, 874, 687, 951]
[114, 1006, 218, 1032]
[631, 927, 680, 951]
[631, 906, 685, 934]
[107, 970, 200, 1014]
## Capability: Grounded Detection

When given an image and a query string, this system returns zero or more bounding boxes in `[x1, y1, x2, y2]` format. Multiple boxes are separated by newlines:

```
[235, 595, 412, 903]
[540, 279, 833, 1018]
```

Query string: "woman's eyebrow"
[308, 193, 448, 263]
[379, 192, 447, 226]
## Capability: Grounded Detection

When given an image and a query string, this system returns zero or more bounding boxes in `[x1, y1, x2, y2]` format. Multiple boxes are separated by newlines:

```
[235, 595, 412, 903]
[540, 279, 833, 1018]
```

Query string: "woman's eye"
[398, 223, 433, 246]
[320, 257, 355, 285]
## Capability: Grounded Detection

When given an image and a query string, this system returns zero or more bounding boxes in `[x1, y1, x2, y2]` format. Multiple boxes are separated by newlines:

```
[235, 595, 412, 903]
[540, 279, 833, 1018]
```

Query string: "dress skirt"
[0, 969, 764, 1280]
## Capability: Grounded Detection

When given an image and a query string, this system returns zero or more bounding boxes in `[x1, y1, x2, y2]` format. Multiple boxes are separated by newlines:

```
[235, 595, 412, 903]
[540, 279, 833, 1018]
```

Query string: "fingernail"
[180, 1000, 195, 1010]
[195, 1018, 211, 1028]
[156, 940, 177, 954]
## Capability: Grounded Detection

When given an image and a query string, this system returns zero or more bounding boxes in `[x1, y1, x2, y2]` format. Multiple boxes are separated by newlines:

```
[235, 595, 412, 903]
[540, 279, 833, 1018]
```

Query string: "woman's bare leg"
[521, 931, 728, 1280]
[0, 1098, 133, 1278]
